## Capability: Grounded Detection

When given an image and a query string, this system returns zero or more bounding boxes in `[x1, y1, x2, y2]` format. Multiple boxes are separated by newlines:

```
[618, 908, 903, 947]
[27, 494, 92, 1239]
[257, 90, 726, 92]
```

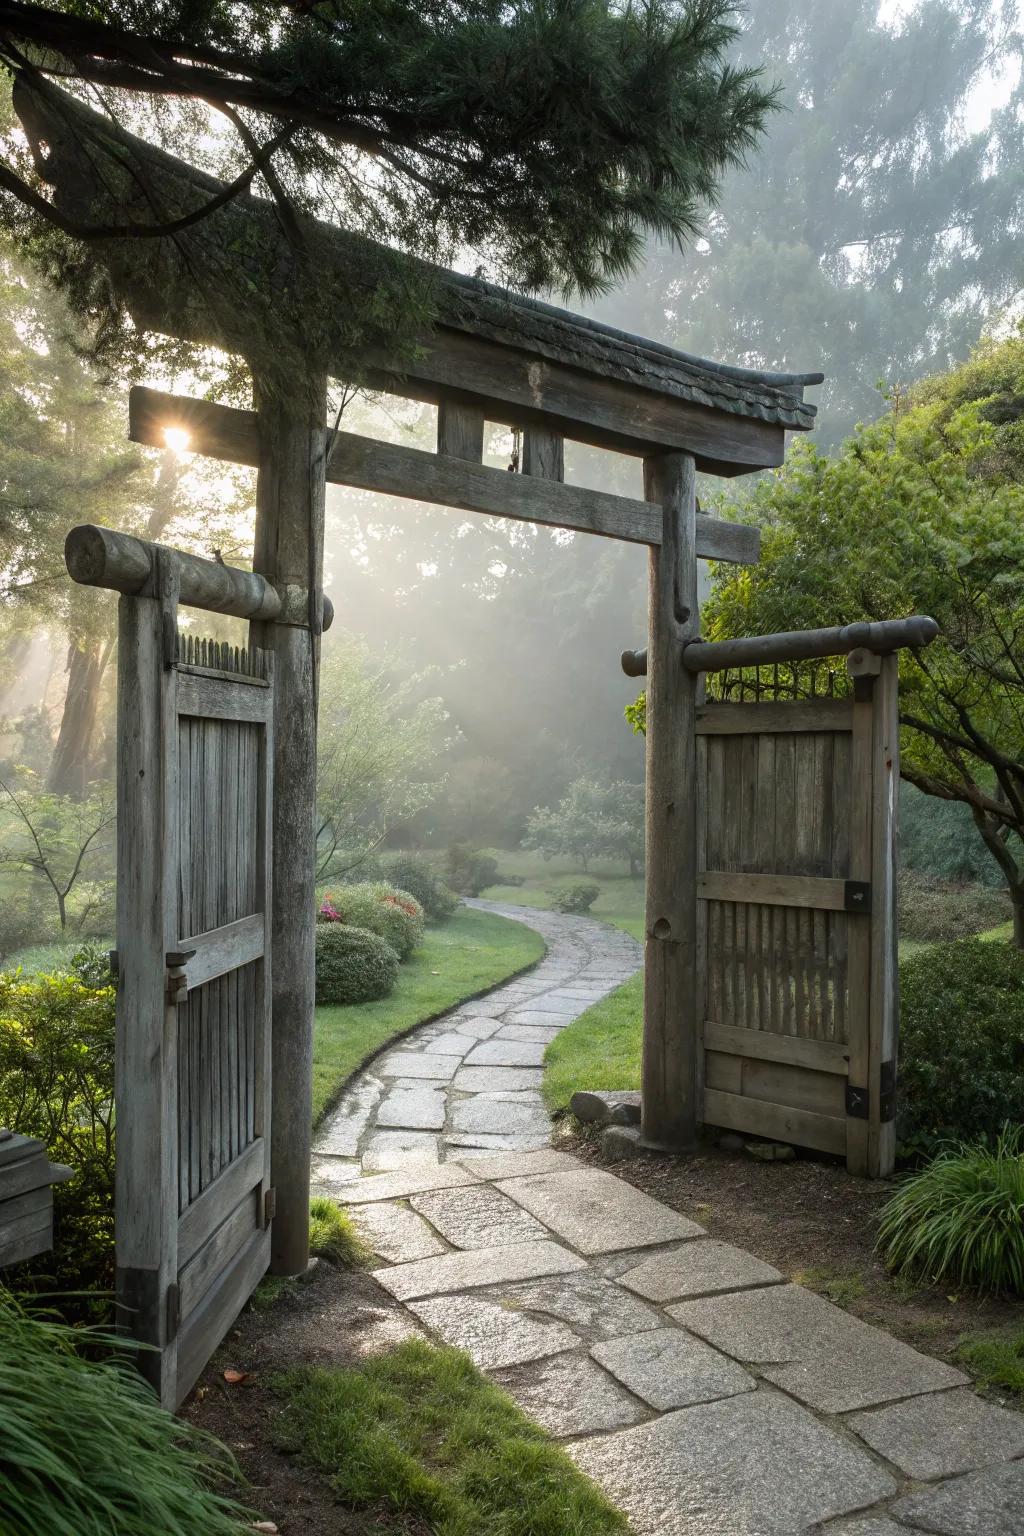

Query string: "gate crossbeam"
[622, 615, 938, 679]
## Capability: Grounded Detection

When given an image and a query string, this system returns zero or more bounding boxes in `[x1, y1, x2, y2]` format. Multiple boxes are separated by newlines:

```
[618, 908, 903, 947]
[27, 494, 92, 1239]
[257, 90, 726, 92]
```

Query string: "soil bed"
[560, 1123, 1022, 1370]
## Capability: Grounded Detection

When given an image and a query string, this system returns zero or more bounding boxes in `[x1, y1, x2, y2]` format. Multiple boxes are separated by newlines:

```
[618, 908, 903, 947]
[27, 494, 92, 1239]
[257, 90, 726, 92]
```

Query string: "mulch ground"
[559, 1121, 1021, 1363]
[183, 1263, 430, 1536]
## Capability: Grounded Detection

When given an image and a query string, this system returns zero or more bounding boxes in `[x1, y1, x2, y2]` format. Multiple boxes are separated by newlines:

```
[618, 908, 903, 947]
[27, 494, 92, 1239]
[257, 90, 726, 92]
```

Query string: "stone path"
[312, 903, 1024, 1536]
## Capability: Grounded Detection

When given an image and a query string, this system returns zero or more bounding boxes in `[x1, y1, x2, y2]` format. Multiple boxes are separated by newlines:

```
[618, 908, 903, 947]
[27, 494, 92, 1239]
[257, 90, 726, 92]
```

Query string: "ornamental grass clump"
[0, 1290, 252, 1536]
[877, 1125, 1024, 1296]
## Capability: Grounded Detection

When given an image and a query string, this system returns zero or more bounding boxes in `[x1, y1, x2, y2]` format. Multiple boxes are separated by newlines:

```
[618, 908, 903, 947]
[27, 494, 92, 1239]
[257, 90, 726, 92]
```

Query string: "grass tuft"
[795, 1266, 868, 1308]
[272, 1337, 628, 1535]
[956, 1326, 1024, 1394]
[877, 1124, 1024, 1295]
[309, 1196, 371, 1266]
[0, 1289, 251, 1536]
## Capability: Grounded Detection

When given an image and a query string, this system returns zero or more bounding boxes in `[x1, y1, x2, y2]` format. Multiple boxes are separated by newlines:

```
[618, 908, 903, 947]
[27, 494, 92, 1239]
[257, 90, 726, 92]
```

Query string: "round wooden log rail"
[65, 525, 334, 630]
[621, 615, 938, 678]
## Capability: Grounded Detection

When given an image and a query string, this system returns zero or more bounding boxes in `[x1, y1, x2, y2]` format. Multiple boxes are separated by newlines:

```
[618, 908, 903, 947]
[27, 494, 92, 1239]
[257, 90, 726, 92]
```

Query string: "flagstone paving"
[312, 901, 1024, 1535]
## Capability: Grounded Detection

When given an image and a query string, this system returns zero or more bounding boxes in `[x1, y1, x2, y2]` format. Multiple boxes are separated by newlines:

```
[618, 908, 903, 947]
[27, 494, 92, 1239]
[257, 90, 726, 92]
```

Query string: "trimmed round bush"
[315, 924, 399, 1005]
[550, 881, 601, 914]
[898, 872, 1009, 944]
[446, 843, 498, 896]
[898, 939, 1024, 1157]
[322, 881, 425, 959]
[384, 853, 459, 922]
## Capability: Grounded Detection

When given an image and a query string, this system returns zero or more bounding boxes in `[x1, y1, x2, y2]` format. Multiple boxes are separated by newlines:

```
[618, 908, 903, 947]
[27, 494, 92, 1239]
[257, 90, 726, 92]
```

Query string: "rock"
[744, 1140, 795, 1162]
[490, 1352, 647, 1437]
[496, 1168, 705, 1254]
[571, 1089, 642, 1125]
[601, 1124, 644, 1161]
[847, 1388, 1024, 1480]
[890, 1458, 1024, 1536]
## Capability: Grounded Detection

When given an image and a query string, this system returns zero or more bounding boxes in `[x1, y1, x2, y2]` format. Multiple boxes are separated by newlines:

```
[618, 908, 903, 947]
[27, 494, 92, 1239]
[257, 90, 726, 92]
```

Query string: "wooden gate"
[115, 566, 274, 1407]
[696, 652, 899, 1177]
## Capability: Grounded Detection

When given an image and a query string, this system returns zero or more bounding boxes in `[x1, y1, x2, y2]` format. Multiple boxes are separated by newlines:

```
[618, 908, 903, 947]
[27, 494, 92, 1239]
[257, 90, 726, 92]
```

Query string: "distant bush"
[550, 881, 601, 914]
[0, 878, 55, 964]
[446, 843, 498, 897]
[898, 939, 1024, 1156]
[898, 872, 1009, 943]
[0, 971, 115, 1301]
[315, 924, 399, 1005]
[0, 1291, 251, 1536]
[878, 1126, 1024, 1295]
[320, 881, 424, 959]
[384, 853, 459, 922]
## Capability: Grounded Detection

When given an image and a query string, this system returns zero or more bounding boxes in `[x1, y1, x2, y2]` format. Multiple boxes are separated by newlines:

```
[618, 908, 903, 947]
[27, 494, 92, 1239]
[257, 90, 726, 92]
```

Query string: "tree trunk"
[47, 641, 105, 798]
[1012, 886, 1024, 949]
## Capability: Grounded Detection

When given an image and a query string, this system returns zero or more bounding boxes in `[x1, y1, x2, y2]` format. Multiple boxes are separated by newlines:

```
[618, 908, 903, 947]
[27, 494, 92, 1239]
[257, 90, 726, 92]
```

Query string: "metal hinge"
[264, 1187, 276, 1226]
[166, 1282, 180, 1341]
[846, 1083, 869, 1119]
[844, 880, 871, 914]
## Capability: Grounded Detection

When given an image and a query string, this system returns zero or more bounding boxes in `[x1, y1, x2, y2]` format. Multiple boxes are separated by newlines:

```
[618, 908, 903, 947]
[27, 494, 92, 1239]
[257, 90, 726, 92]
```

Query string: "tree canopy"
[704, 330, 1024, 940]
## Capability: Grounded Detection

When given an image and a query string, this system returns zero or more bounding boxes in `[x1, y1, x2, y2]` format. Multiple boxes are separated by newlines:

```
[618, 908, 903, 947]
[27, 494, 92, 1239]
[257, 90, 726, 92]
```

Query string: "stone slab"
[338, 1163, 481, 1204]
[377, 1052, 458, 1081]
[453, 1017, 504, 1040]
[408, 1292, 578, 1370]
[421, 1031, 474, 1056]
[376, 1085, 448, 1130]
[847, 1387, 1024, 1479]
[316, 1075, 383, 1156]
[619, 1238, 782, 1302]
[508, 1009, 579, 1026]
[410, 1185, 547, 1249]
[452, 1065, 545, 1093]
[445, 1132, 552, 1153]
[361, 1130, 440, 1172]
[494, 1024, 563, 1043]
[890, 1458, 1024, 1536]
[453, 1149, 581, 1179]
[490, 1352, 647, 1437]
[567, 1391, 896, 1536]
[372, 1238, 587, 1301]
[449, 1093, 551, 1137]
[491, 1270, 660, 1342]
[351, 1201, 448, 1263]
[463, 1040, 547, 1067]
[497, 1169, 705, 1254]
[668, 1284, 968, 1413]
[821, 1521, 916, 1535]
[592, 1326, 754, 1411]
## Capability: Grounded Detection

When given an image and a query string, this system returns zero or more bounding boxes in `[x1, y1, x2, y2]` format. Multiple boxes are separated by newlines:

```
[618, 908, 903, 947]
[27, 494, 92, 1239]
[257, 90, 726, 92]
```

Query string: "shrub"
[446, 843, 498, 897]
[309, 1197, 371, 1267]
[877, 1126, 1024, 1295]
[550, 880, 601, 914]
[898, 939, 1024, 1155]
[384, 853, 459, 922]
[315, 924, 399, 1005]
[0, 971, 116, 1300]
[0, 877, 55, 965]
[0, 1291, 251, 1536]
[321, 881, 424, 959]
[898, 872, 1009, 943]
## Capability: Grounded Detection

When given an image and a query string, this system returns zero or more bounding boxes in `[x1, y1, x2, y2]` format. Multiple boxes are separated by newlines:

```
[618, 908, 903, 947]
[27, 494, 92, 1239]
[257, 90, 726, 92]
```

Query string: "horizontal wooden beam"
[704, 1021, 850, 1076]
[129, 388, 762, 560]
[698, 871, 854, 912]
[704, 1088, 847, 1156]
[695, 701, 853, 735]
[683, 616, 938, 673]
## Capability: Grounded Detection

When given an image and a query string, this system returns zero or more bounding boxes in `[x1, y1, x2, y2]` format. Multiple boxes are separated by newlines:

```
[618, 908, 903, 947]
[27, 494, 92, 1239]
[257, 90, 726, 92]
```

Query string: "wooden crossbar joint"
[165, 948, 196, 1005]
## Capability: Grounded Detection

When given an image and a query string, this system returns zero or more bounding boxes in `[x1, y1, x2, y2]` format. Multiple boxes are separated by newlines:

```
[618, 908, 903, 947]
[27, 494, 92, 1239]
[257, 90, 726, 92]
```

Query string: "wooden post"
[437, 401, 485, 462]
[523, 427, 564, 481]
[641, 452, 700, 1151]
[869, 653, 900, 1178]
[252, 377, 327, 1276]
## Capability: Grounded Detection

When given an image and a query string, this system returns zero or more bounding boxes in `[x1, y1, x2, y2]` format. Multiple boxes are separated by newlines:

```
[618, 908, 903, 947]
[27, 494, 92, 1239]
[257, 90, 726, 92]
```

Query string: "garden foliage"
[898, 939, 1024, 1155]
[0, 1291, 251, 1536]
[878, 1125, 1024, 1295]
[550, 881, 601, 915]
[383, 853, 458, 923]
[320, 881, 424, 959]
[897, 872, 1009, 944]
[446, 843, 499, 897]
[315, 925, 399, 1006]
[0, 968, 115, 1297]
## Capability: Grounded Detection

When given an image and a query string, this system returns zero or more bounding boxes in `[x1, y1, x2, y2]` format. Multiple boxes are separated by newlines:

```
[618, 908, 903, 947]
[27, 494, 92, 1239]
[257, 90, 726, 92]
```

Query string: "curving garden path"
[311, 902, 1024, 1536]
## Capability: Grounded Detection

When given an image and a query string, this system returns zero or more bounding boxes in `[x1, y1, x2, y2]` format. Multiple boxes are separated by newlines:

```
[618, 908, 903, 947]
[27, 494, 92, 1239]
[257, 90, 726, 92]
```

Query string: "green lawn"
[272, 1338, 627, 1535]
[482, 849, 644, 940]
[5, 936, 114, 976]
[543, 970, 641, 1112]
[312, 905, 544, 1124]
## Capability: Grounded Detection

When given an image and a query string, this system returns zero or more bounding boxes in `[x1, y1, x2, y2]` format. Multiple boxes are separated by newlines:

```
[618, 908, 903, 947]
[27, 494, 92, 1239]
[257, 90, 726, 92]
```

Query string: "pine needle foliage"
[0, 1289, 252, 1536]
[877, 1126, 1024, 1297]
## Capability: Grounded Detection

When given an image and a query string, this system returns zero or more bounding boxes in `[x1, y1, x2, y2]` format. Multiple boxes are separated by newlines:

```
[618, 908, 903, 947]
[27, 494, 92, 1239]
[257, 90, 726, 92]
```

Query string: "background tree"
[704, 331, 1024, 943]
[524, 775, 643, 874]
[0, 768, 114, 935]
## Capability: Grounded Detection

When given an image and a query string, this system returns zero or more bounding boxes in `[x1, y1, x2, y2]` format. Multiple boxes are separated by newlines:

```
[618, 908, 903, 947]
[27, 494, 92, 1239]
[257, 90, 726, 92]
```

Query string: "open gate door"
[696, 653, 899, 1178]
[115, 567, 274, 1408]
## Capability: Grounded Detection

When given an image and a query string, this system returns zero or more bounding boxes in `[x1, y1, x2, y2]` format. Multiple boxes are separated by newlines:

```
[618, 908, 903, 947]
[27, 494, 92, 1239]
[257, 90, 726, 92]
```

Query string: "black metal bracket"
[845, 1083, 869, 1119]
[844, 880, 871, 913]
[879, 1059, 896, 1124]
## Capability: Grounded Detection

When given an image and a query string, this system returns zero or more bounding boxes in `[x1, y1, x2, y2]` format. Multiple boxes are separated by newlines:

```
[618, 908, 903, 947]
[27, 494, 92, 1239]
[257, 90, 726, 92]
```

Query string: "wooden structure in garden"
[0, 1130, 72, 1270]
[34, 79, 930, 1399]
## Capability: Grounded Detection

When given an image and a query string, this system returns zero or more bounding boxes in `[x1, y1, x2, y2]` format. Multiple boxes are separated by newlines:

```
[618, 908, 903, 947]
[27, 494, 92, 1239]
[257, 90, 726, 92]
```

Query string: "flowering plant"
[319, 894, 343, 923]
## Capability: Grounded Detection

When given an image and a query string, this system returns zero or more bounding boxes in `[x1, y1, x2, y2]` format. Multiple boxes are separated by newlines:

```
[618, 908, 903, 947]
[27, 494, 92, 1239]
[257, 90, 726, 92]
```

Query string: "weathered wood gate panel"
[115, 582, 273, 1408]
[696, 656, 899, 1177]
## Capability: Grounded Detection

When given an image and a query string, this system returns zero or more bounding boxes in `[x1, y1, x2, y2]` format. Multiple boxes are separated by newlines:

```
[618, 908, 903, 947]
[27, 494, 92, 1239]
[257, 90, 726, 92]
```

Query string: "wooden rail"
[621, 615, 938, 678]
